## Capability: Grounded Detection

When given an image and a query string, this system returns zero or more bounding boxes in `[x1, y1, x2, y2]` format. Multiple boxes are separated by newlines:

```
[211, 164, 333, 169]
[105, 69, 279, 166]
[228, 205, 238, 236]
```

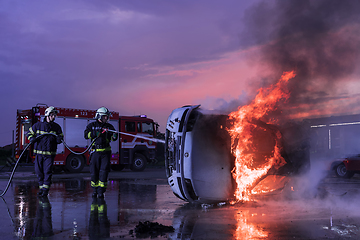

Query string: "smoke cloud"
[235, 0, 360, 203]
[243, 0, 360, 111]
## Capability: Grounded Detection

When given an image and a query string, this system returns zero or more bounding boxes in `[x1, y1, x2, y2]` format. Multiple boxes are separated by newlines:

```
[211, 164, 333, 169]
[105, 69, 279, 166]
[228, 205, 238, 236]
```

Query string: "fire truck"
[15, 104, 158, 173]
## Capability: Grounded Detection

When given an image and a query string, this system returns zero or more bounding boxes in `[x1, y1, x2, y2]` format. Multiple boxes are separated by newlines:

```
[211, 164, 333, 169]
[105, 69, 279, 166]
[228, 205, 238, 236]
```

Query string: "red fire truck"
[15, 104, 158, 173]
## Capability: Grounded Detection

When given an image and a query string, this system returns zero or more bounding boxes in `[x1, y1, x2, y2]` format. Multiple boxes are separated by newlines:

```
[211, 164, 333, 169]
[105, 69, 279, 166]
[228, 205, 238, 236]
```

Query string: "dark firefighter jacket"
[84, 121, 118, 151]
[27, 120, 63, 156]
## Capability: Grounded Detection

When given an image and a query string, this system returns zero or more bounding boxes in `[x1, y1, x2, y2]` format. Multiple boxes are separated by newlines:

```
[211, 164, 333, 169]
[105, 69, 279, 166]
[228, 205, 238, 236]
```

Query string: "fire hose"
[0, 133, 100, 197]
[0, 130, 163, 197]
[104, 129, 165, 144]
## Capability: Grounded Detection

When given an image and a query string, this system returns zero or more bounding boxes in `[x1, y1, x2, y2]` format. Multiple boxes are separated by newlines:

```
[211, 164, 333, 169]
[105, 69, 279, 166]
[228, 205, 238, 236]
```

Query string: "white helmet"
[44, 106, 58, 116]
[95, 107, 110, 119]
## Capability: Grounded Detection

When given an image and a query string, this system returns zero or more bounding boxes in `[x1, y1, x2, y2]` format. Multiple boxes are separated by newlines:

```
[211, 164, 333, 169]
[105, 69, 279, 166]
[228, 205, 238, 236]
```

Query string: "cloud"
[0, 0, 260, 146]
[4, 0, 360, 147]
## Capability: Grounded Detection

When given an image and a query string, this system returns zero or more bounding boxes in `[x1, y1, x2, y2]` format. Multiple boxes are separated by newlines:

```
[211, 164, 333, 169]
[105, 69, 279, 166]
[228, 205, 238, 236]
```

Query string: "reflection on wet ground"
[1, 172, 360, 239]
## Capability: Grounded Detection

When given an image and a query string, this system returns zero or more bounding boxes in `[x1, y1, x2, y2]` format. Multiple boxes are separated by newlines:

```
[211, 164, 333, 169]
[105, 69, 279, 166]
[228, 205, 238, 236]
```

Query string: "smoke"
[237, 0, 360, 204]
[243, 0, 360, 110]
[199, 90, 251, 115]
[194, 0, 360, 207]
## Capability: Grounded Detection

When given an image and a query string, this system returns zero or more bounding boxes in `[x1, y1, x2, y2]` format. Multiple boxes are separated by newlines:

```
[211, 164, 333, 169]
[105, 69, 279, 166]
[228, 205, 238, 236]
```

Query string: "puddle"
[0, 176, 360, 239]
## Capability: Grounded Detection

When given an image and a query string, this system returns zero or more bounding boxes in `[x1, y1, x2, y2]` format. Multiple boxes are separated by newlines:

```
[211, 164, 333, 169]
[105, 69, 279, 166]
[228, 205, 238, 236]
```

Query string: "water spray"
[105, 129, 165, 143]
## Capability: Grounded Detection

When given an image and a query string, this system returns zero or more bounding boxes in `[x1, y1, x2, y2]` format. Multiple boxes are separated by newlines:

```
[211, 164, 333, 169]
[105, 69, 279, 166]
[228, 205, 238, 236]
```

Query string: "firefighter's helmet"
[95, 107, 110, 119]
[44, 106, 58, 116]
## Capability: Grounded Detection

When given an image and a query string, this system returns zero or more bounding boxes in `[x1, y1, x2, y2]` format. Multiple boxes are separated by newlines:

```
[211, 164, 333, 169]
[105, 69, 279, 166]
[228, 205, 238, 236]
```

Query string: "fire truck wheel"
[111, 164, 125, 171]
[130, 153, 147, 172]
[335, 163, 354, 179]
[65, 154, 85, 173]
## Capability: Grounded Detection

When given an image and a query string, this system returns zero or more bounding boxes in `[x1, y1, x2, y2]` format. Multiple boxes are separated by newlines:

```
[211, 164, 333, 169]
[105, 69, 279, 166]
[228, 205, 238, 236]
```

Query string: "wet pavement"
[1, 166, 360, 239]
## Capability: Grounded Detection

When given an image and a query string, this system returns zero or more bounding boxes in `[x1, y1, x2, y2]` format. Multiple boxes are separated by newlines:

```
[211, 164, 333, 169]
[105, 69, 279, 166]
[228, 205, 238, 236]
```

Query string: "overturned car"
[165, 105, 235, 203]
[165, 105, 310, 204]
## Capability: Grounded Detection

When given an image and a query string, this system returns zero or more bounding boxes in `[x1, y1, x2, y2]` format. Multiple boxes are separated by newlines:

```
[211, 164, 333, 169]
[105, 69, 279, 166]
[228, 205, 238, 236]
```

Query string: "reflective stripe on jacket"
[84, 120, 117, 151]
[27, 120, 63, 156]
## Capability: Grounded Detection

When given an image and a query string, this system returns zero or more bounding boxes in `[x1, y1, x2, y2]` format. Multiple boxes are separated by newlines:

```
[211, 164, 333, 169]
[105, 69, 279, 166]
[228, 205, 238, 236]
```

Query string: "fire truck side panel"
[16, 106, 117, 168]
[54, 116, 65, 154]
[109, 119, 119, 153]
[16, 106, 157, 172]
[118, 117, 156, 168]
[63, 118, 90, 148]
[15, 109, 33, 163]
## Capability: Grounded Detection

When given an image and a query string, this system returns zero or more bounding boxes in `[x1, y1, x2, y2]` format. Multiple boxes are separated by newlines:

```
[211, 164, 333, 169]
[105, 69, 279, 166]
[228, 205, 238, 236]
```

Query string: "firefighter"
[27, 106, 63, 197]
[84, 107, 118, 198]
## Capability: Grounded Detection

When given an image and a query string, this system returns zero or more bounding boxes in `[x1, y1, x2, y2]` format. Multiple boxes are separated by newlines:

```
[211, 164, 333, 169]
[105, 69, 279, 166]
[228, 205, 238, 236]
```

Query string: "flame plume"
[228, 71, 296, 202]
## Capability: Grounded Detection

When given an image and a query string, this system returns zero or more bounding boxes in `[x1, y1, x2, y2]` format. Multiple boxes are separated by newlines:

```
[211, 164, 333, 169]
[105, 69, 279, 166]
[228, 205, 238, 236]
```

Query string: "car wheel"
[130, 153, 147, 172]
[335, 163, 354, 179]
[65, 154, 85, 173]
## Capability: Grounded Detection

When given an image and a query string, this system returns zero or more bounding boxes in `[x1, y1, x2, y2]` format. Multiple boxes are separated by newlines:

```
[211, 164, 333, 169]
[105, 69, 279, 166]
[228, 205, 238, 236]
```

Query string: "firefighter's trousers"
[35, 154, 55, 190]
[90, 151, 111, 193]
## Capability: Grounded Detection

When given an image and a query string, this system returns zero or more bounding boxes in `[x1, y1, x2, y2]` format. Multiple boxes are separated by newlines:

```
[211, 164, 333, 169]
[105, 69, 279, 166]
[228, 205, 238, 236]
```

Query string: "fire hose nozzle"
[102, 128, 108, 134]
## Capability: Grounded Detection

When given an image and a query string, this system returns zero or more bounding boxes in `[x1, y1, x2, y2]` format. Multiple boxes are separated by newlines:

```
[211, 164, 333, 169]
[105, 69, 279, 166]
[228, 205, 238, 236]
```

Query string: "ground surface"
[0, 165, 360, 239]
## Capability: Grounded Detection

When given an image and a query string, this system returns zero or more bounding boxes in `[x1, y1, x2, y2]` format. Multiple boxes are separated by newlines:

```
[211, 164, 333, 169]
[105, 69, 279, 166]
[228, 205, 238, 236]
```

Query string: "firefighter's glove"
[112, 133, 118, 141]
[102, 128, 108, 134]
[28, 136, 35, 144]
[56, 135, 63, 144]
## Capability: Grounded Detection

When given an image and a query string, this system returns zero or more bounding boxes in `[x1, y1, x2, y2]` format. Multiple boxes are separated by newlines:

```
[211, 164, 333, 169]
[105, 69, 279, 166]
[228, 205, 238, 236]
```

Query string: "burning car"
[332, 155, 360, 179]
[165, 72, 310, 204]
[165, 105, 308, 203]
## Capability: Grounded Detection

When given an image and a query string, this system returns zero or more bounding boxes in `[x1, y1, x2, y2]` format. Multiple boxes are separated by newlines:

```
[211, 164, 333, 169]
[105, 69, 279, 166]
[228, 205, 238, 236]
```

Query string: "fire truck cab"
[165, 105, 235, 203]
[16, 105, 157, 173]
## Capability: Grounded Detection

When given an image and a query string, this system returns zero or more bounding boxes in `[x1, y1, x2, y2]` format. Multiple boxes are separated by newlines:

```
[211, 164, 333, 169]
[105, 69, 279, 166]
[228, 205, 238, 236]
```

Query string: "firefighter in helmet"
[27, 106, 64, 197]
[84, 107, 118, 198]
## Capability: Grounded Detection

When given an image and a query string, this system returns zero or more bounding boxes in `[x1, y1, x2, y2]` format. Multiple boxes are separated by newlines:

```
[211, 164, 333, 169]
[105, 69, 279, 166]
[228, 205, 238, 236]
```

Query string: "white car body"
[165, 105, 235, 203]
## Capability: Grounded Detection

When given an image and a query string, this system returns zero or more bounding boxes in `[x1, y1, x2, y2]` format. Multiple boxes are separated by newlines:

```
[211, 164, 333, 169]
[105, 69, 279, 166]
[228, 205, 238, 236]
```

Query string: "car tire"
[335, 163, 354, 179]
[65, 154, 85, 173]
[130, 153, 147, 172]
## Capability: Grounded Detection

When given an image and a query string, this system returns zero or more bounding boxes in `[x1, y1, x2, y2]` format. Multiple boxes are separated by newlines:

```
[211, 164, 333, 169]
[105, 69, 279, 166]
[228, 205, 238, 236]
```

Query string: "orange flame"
[234, 210, 268, 239]
[228, 71, 296, 202]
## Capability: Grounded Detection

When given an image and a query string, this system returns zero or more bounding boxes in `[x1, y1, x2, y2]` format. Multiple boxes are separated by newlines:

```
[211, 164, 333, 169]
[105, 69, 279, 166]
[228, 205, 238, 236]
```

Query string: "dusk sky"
[1, 0, 360, 147]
